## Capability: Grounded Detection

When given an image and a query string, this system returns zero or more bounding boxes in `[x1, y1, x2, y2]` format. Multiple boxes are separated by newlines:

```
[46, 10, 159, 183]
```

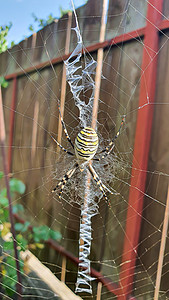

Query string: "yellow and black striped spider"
[52, 112, 125, 206]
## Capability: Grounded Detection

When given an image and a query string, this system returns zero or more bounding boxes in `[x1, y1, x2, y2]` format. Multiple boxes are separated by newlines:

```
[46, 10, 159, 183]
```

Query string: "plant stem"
[0, 86, 22, 299]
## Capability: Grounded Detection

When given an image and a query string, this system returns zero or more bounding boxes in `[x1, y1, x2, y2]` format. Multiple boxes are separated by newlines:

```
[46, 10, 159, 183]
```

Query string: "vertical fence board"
[136, 32, 169, 297]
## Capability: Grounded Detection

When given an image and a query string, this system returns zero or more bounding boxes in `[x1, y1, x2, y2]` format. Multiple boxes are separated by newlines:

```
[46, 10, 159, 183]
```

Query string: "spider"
[52, 113, 125, 206]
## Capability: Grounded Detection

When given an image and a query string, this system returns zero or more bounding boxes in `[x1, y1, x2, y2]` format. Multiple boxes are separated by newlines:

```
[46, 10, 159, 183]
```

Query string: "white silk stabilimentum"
[64, 1, 99, 294]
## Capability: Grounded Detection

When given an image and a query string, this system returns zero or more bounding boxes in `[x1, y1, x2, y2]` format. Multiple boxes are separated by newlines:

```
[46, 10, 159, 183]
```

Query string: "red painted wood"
[159, 19, 169, 32]
[5, 28, 145, 81]
[48, 238, 122, 296]
[8, 76, 17, 173]
[118, 1, 163, 299]
[88, 27, 145, 52]
[13, 213, 121, 296]
[5, 18, 169, 82]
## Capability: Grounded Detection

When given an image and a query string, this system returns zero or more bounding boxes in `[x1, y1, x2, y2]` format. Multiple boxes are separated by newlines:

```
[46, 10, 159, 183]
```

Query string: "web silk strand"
[65, 3, 100, 294]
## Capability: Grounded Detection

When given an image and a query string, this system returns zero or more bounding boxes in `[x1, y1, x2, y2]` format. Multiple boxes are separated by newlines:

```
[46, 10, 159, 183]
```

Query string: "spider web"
[0, 0, 169, 299]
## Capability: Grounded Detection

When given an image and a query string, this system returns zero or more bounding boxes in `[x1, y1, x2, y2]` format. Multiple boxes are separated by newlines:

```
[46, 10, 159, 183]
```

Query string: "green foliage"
[0, 23, 12, 53]
[0, 172, 61, 296]
[59, 6, 71, 18]
[14, 221, 30, 232]
[0, 77, 8, 88]
[28, 1, 89, 33]
[29, 13, 56, 32]
[1, 253, 23, 297]
[0, 23, 14, 53]
[9, 178, 26, 194]
[0, 23, 14, 88]
[33, 225, 61, 242]
[12, 203, 24, 214]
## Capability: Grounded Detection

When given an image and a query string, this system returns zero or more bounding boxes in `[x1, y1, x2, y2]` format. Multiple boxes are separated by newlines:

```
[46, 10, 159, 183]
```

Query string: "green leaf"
[0, 208, 4, 215]
[14, 223, 24, 231]
[6, 256, 17, 271]
[12, 203, 24, 214]
[3, 240, 13, 251]
[59, 6, 71, 18]
[0, 196, 8, 207]
[10, 41, 15, 48]
[35, 243, 44, 249]
[16, 234, 28, 250]
[0, 44, 7, 52]
[1, 209, 9, 222]
[22, 221, 30, 232]
[4, 209, 9, 219]
[0, 171, 3, 179]
[15, 221, 30, 232]
[3, 286, 15, 298]
[32, 225, 50, 242]
[0, 23, 13, 55]
[0, 188, 7, 197]
[9, 178, 26, 194]
[49, 229, 62, 241]
[0, 76, 8, 88]
[28, 24, 34, 32]
[29, 13, 56, 32]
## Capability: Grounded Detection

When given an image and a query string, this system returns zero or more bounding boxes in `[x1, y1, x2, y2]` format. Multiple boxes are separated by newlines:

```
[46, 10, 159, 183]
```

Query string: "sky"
[0, 0, 86, 46]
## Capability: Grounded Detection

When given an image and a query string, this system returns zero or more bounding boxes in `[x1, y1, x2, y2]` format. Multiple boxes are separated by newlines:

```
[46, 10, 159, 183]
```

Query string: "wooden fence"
[1, 0, 169, 298]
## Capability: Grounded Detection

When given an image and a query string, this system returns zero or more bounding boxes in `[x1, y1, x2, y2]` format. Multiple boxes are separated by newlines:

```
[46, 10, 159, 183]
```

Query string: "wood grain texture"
[21, 250, 82, 300]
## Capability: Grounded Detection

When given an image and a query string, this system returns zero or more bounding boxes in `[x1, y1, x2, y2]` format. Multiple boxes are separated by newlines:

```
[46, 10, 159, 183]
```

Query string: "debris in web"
[64, 4, 97, 128]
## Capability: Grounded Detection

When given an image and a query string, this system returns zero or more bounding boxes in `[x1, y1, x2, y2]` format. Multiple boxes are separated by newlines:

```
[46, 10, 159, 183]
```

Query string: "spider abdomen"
[75, 127, 98, 163]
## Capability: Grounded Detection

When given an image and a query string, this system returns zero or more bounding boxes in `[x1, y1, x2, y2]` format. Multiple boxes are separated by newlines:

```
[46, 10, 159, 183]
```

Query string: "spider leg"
[52, 163, 78, 200]
[51, 135, 74, 156]
[93, 116, 125, 161]
[58, 103, 74, 150]
[88, 164, 111, 207]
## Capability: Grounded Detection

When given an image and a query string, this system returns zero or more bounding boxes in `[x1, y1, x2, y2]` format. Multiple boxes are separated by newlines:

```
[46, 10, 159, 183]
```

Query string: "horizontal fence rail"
[4, 20, 169, 82]
[13, 211, 136, 298]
